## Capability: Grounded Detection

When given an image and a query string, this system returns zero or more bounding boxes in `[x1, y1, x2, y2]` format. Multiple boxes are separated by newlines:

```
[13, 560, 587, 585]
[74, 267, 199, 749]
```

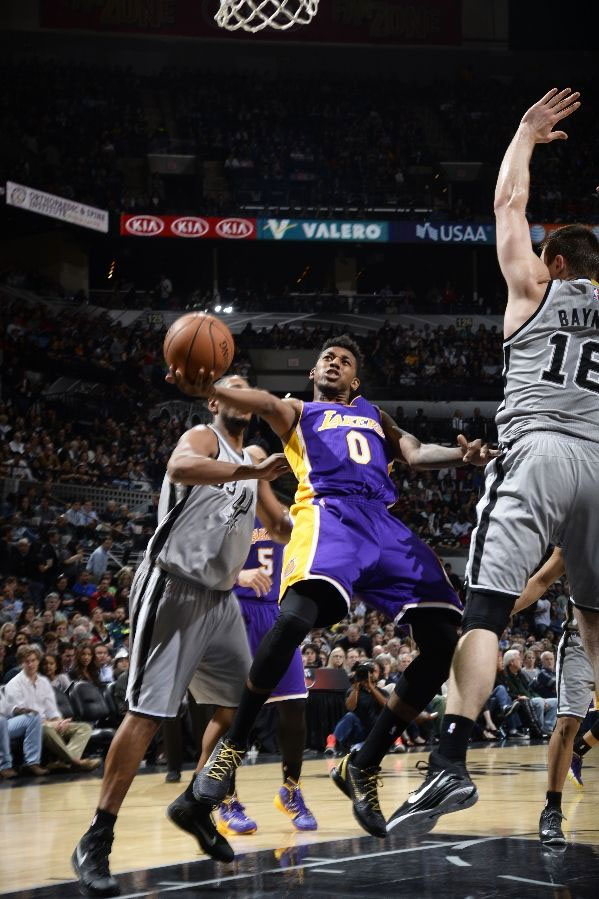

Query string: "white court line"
[499, 875, 566, 888]
[309, 868, 346, 874]
[117, 839, 490, 899]
[446, 856, 471, 867]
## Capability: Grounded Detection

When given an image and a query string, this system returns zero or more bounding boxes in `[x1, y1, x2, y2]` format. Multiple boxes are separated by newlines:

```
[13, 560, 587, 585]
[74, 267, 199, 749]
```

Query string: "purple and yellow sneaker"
[274, 778, 318, 831]
[217, 795, 257, 836]
[567, 752, 584, 790]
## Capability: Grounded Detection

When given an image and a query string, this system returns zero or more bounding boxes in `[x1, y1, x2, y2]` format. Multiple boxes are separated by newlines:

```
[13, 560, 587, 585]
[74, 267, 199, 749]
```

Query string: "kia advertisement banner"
[119, 215, 256, 239]
[258, 219, 389, 242]
[119, 215, 599, 245]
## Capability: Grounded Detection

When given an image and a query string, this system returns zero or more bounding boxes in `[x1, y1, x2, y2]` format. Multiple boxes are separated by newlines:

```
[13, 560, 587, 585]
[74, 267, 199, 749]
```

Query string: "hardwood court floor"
[1, 743, 598, 896]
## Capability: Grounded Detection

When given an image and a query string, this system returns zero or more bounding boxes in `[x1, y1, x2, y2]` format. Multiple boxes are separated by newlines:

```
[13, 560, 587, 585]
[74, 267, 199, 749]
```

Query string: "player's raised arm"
[379, 411, 495, 470]
[166, 365, 300, 439]
[494, 88, 580, 337]
[512, 548, 565, 615]
[167, 427, 290, 486]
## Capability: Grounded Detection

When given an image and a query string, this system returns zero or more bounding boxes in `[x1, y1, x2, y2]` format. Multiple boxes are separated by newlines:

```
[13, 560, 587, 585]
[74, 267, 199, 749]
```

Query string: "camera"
[350, 661, 375, 683]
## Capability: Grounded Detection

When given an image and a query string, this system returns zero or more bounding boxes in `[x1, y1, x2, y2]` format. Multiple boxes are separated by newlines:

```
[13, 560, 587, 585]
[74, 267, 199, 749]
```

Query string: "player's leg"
[333, 609, 460, 837]
[539, 628, 594, 843]
[194, 501, 360, 805]
[73, 568, 232, 896]
[274, 699, 317, 831]
[539, 716, 579, 845]
[390, 445, 560, 830]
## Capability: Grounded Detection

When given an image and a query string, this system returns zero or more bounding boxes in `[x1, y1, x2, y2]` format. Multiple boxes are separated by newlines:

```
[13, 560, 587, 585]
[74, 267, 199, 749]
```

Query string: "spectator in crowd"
[502, 649, 557, 737]
[335, 623, 373, 658]
[70, 642, 101, 687]
[0, 689, 48, 778]
[327, 647, 346, 670]
[41, 652, 72, 692]
[325, 662, 388, 756]
[86, 537, 112, 581]
[534, 596, 552, 638]
[93, 644, 113, 685]
[89, 608, 112, 648]
[533, 652, 557, 699]
[520, 650, 538, 685]
[301, 643, 320, 669]
[3, 645, 100, 771]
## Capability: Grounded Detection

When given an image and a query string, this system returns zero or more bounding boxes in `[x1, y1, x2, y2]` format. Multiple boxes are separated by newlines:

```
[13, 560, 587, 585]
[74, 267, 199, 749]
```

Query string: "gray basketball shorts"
[556, 630, 595, 719]
[466, 431, 599, 610]
[127, 560, 252, 718]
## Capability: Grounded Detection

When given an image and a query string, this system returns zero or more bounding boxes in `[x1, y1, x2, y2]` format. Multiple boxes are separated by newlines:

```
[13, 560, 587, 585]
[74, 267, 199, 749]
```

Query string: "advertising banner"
[393, 221, 496, 244]
[258, 218, 389, 242]
[119, 214, 256, 239]
[7, 181, 109, 233]
[40, 0, 462, 46]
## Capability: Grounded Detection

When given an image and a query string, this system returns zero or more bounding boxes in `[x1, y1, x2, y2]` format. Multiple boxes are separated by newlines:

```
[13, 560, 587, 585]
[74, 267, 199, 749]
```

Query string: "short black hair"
[319, 334, 363, 375]
[541, 224, 599, 280]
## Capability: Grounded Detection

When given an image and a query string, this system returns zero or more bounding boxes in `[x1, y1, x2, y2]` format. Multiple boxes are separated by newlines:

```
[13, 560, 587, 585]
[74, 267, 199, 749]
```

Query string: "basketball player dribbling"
[513, 547, 599, 845]
[72, 375, 291, 898]
[215, 516, 317, 836]
[180, 334, 493, 836]
[387, 87, 599, 834]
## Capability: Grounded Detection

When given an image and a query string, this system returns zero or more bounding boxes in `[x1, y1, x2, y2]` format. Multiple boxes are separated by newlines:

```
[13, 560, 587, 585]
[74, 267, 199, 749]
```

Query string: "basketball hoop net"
[215, 0, 319, 33]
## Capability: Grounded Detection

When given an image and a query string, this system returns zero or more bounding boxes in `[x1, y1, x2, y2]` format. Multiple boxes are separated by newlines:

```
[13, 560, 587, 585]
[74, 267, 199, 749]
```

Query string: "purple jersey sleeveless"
[234, 520, 283, 604]
[235, 518, 307, 701]
[282, 397, 462, 622]
[289, 396, 397, 505]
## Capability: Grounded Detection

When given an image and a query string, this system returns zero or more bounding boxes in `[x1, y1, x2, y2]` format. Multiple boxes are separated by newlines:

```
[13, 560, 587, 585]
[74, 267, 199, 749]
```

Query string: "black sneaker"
[193, 738, 245, 806]
[330, 751, 387, 838]
[71, 828, 119, 897]
[167, 793, 234, 863]
[539, 806, 566, 846]
[386, 752, 478, 834]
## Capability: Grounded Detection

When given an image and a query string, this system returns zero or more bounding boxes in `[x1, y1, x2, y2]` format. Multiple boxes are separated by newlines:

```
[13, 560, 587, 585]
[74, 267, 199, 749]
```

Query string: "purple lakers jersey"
[285, 396, 397, 505]
[234, 517, 283, 604]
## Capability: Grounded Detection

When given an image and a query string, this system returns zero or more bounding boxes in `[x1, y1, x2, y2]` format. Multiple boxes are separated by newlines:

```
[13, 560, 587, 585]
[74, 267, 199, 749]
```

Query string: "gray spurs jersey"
[146, 425, 258, 591]
[497, 278, 599, 445]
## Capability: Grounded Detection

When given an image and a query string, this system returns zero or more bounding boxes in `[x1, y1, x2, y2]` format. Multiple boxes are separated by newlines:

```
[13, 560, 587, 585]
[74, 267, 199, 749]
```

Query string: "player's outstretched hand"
[254, 453, 291, 481]
[237, 567, 273, 597]
[457, 434, 499, 467]
[520, 87, 581, 144]
[165, 364, 216, 397]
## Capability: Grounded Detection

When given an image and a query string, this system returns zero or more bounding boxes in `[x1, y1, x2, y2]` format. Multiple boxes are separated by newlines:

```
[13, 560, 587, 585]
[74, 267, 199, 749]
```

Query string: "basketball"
[163, 312, 235, 381]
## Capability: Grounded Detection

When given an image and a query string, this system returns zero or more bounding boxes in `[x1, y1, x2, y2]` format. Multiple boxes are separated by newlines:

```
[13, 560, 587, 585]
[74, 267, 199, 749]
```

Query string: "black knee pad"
[248, 590, 318, 690]
[462, 589, 514, 639]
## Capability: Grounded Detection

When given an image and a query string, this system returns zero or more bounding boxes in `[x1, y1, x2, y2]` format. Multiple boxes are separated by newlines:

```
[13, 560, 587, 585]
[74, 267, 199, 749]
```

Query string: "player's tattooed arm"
[379, 411, 496, 470]
[512, 547, 565, 614]
[248, 446, 293, 544]
[167, 427, 289, 486]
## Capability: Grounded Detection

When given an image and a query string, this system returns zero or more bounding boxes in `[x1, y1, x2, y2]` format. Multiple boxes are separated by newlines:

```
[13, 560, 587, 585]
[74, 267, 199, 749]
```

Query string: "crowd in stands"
[2, 58, 598, 220]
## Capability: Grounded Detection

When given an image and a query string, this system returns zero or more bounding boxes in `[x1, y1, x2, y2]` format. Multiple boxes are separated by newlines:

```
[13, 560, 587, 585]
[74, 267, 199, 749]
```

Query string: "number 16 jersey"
[497, 278, 599, 446]
[284, 396, 397, 506]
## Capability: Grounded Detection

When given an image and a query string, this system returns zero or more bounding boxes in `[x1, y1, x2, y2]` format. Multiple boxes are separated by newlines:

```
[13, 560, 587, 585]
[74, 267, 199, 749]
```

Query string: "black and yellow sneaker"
[330, 750, 387, 838]
[193, 738, 245, 806]
[167, 793, 234, 862]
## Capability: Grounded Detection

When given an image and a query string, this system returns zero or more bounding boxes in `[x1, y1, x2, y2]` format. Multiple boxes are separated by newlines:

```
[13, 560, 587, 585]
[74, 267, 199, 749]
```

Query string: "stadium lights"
[214, 305, 222, 312]
[223, 306, 233, 314]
